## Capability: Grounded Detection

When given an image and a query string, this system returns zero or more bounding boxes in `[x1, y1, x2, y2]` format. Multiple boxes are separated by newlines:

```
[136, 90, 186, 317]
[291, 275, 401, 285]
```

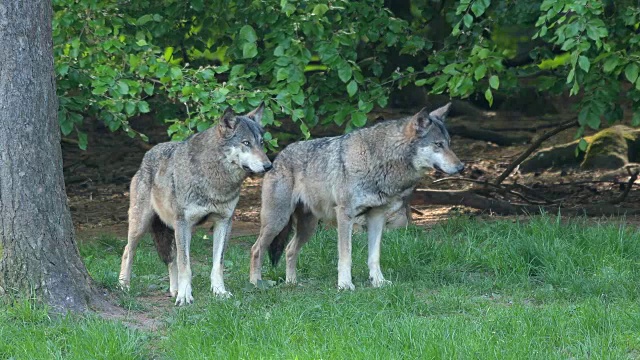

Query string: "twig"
[610, 168, 639, 205]
[494, 119, 578, 185]
[432, 177, 549, 205]
[412, 189, 640, 216]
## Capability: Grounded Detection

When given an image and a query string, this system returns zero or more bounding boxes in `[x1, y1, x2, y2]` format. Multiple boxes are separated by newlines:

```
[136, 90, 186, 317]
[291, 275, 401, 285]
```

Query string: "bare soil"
[64, 109, 640, 243]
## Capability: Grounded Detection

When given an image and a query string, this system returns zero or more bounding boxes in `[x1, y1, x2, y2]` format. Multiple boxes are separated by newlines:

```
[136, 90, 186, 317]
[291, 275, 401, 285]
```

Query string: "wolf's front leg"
[210, 217, 233, 298]
[174, 219, 194, 306]
[336, 207, 355, 290]
[366, 210, 391, 288]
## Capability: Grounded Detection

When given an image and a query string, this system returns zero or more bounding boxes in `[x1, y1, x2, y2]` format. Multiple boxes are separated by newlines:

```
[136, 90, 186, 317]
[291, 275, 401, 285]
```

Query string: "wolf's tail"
[268, 218, 293, 266]
[151, 214, 175, 264]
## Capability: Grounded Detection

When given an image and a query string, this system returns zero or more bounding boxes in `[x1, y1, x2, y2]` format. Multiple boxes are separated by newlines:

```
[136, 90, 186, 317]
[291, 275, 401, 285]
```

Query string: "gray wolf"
[249, 103, 463, 290]
[119, 103, 271, 305]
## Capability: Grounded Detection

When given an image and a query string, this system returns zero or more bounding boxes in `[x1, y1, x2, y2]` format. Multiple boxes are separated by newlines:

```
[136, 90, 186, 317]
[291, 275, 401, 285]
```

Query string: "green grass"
[2, 215, 640, 359]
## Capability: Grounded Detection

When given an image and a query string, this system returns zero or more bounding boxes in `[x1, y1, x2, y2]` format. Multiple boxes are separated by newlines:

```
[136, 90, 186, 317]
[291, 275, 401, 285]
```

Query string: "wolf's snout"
[263, 163, 273, 172]
[456, 163, 465, 173]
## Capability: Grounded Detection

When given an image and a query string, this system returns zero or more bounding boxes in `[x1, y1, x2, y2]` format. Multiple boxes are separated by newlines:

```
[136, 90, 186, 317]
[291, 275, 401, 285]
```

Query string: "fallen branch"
[411, 189, 640, 216]
[432, 176, 551, 205]
[448, 124, 531, 146]
[495, 119, 578, 185]
[610, 168, 639, 205]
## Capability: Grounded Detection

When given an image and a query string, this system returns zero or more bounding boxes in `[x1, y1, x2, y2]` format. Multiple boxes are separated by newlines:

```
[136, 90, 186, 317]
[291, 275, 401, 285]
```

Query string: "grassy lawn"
[2, 215, 640, 359]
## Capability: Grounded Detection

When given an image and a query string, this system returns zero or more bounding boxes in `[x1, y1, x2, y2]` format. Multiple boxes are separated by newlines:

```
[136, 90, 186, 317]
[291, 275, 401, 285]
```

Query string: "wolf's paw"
[118, 279, 130, 291]
[175, 293, 194, 306]
[211, 285, 233, 299]
[337, 281, 356, 291]
[371, 277, 392, 288]
[175, 284, 194, 306]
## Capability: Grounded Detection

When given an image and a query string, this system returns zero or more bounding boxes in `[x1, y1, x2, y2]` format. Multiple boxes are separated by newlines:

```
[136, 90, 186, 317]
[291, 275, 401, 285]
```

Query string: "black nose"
[457, 163, 465, 173]
[263, 163, 273, 172]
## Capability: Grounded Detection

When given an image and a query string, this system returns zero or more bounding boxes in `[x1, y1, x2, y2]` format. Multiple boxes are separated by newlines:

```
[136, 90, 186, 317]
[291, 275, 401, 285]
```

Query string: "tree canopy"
[53, 0, 640, 149]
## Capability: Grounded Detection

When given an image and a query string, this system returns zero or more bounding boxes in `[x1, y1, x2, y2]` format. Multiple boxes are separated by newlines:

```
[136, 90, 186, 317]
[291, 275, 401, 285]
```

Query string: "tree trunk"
[0, 1, 99, 312]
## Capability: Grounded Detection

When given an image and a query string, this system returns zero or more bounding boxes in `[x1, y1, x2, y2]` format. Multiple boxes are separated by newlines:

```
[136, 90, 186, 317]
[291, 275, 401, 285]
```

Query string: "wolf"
[249, 103, 463, 290]
[118, 103, 271, 305]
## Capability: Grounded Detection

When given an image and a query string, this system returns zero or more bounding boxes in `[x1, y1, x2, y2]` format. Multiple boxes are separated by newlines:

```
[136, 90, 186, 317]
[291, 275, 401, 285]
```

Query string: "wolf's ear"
[412, 107, 433, 128]
[405, 107, 432, 138]
[246, 101, 265, 126]
[221, 107, 236, 129]
[429, 102, 452, 120]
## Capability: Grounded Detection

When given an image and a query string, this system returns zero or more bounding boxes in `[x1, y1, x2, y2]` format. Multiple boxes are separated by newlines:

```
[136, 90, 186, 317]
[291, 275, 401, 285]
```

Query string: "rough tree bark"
[0, 1, 100, 312]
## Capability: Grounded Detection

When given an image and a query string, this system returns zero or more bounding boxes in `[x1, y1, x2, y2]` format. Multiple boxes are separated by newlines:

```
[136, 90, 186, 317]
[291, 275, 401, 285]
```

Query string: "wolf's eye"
[242, 140, 250, 146]
[260, 139, 264, 145]
[435, 142, 444, 148]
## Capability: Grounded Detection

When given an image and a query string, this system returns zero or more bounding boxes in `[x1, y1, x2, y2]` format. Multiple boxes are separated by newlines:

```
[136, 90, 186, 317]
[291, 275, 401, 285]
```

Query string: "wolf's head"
[405, 103, 464, 175]
[219, 102, 272, 174]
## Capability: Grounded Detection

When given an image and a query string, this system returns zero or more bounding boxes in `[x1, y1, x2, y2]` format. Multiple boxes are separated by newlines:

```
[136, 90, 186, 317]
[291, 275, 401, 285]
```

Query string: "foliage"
[53, 0, 427, 148]
[52, 0, 640, 148]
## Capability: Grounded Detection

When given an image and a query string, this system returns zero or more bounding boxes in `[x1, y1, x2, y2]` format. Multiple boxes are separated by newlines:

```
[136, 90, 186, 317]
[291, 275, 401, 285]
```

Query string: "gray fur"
[250, 103, 463, 290]
[119, 103, 271, 305]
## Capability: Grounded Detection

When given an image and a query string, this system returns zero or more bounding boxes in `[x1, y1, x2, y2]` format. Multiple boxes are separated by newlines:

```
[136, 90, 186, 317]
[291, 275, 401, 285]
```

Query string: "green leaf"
[586, 113, 600, 130]
[484, 88, 493, 106]
[578, 56, 590, 73]
[632, 112, 640, 127]
[489, 75, 499, 90]
[276, 68, 289, 81]
[58, 64, 69, 76]
[463, 14, 473, 28]
[117, 81, 129, 95]
[59, 113, 73, 136]
[136, 39, 147, 47]
[474, 64, 487, 80]
[292, 109, 304, 120]
[578, 138, 588, 151]
[125, 101, 136, 115]
[242, 43, 258, 59]
[170, 67, 183, 80]
[92, 86, 107, 95]
[567, 68, 575, 83]
[415, 79, 427, 86]
[338, 63, 352, 83]
[138, 101, 150, 113]
[625, 63, 639, 84]
[164, 47, 174, 62]
[181, 86, 194, 96]
[136, 14, 153, 26]
[239, 25, 258, 43]
[143, 83, 154, 96]
[312, 4, 329, 16]
[274, 45, 285, 56]
[603, 56, 619, 73]
[351, 111, 367, 127]
[347, 80, 358, 97]
[77, 131, 88, 151]
[470, 1, 486, 17]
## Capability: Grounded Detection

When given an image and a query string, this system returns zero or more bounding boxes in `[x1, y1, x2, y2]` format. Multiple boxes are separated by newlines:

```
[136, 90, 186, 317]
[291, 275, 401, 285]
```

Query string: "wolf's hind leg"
[336, 206, 355, 291]
[210, 217, 233, 298]
[119, 176, 154, 290]
[285, 208, 318, 285]
[168, 246, 178, 297]
[249, 175, 295, 285]
[366, 209, 391, 288]
[174, 219, 194, 306]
